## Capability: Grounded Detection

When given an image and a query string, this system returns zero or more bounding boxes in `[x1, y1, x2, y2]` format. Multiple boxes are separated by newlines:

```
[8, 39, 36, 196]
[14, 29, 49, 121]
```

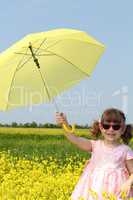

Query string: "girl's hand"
[55, 112, 68, 126]
[56, 113, 75, 133]
[119, 180, 132, 198]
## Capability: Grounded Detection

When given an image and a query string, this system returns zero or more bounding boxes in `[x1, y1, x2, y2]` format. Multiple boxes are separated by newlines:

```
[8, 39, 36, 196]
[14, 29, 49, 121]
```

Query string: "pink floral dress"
[71, 140, 133, 200]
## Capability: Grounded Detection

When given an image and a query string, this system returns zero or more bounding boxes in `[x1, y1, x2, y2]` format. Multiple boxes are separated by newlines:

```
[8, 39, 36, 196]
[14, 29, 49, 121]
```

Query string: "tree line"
[0, 122, 90, 129]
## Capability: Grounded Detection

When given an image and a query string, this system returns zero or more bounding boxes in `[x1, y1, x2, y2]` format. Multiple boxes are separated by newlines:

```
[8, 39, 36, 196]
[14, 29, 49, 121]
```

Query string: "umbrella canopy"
[0, 29, 105, 111]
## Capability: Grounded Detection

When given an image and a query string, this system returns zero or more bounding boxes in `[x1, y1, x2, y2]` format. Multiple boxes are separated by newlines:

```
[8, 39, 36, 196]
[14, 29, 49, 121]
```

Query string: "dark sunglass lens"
[102, 124, 110, 129]
[112, 125, 121, 130]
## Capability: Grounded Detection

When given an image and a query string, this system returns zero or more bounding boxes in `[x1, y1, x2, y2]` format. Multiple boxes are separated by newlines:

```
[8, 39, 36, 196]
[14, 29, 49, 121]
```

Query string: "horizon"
[0, 0, 133, 125]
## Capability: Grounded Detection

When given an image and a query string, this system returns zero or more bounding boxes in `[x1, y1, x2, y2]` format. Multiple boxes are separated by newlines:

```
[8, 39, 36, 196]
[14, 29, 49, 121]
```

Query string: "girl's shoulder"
[121, 144, 133, 160]
[90, 139, 100, 146]
[90, 139, 102, 151]
[121, 143, 133, 151]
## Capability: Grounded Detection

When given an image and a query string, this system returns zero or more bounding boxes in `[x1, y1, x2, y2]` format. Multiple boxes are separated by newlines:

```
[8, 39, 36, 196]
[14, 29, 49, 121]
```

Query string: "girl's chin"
[105, 135, 116, 140]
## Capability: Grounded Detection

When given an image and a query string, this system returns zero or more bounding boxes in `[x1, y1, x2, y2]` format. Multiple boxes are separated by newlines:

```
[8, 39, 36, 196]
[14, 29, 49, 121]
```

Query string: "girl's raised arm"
[56, 112, 92, 152]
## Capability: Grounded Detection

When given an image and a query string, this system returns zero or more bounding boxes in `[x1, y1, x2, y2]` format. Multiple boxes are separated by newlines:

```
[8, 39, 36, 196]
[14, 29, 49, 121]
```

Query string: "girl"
[56, 108, 133, 200]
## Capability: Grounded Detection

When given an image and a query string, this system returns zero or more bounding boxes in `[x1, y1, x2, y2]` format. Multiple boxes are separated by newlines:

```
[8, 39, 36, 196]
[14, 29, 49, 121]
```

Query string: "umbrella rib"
[16, 56, 33, 71]
[37, 68, 59, 111]
[14, 52, 30, 56]
[6, 47, 31, 109]
[15, 47, 33, 71]
[34, 38, 47, 54]
[37, 69, 51, 101]
[44, 50, 90, 77]
[5, 66, 20, 110]
[33, 40, 61, 52]
[15, 53, 54, 56]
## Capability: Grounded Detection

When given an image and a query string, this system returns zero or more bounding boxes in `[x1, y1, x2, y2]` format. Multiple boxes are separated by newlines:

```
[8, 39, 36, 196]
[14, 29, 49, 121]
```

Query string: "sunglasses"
[101, 123, 122, 131]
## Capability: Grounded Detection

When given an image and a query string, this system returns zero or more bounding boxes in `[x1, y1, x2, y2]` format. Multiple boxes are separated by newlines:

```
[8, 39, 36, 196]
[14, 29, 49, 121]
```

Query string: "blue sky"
[0, 0, 133, 125]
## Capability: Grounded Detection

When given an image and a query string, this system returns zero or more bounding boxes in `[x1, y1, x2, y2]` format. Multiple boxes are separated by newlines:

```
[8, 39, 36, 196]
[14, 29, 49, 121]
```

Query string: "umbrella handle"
[62, 123, 76, 133]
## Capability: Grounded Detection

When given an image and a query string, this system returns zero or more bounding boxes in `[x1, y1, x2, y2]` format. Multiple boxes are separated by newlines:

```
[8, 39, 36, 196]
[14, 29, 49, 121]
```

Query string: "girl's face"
[99, 120, 126, 142]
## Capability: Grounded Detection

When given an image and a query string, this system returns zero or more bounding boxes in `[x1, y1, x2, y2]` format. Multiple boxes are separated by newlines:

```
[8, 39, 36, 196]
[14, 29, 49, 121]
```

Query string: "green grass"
[0, 128, 92, 164]
[0, 127, 132, 165]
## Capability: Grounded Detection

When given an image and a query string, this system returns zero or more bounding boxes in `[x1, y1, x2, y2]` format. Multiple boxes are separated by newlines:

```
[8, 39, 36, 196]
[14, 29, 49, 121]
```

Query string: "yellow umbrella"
[0, 29, 105, 131]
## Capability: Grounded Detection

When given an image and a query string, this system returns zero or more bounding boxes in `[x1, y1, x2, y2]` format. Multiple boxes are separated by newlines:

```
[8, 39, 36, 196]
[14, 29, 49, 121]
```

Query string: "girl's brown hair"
[91, 108, 132, 144]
